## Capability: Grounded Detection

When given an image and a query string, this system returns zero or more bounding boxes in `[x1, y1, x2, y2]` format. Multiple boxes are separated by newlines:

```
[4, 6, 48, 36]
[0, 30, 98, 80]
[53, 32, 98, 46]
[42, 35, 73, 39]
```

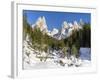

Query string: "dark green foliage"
[71, 44, 78, 56]
[23, 15, 33, 41]
[81, 24, 91, 47]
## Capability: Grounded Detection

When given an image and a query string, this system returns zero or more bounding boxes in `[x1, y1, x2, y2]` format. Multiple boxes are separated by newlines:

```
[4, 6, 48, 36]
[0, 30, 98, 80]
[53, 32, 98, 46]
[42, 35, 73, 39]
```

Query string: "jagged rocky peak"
[51, 28, 59, 36]
[62, 21, 69, 29]
[34, 16, 48, 32]
[73, 20, 83, 30]
[74, 21, 78, 26]
[60, 21, 68, 35]
[79, 19, 84, 26]
[68, 23, 73, 28]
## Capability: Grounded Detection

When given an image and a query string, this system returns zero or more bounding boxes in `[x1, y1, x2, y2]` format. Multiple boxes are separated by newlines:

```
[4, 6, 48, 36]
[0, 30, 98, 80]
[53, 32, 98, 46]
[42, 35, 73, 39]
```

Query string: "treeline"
[23, 16, 91, 57]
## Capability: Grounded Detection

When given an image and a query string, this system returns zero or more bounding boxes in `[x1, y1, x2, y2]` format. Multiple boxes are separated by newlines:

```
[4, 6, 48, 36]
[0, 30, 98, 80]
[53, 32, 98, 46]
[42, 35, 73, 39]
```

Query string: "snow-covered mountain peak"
[32, 16, 48, 32]
[74, 21, 78, 26]
[73, 20, 83, 30]
[52, 28, 59, 32]
[62, 21, 69, 29]
[50, 28, 59, 36]
[79, 19, 84, 26]
[68, 23, 73, 28]
[42, 16, 46, 24]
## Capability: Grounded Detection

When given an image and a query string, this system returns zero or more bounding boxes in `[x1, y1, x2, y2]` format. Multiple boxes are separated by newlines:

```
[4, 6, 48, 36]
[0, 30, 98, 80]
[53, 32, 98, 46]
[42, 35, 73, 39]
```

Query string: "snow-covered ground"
[80, 48, 91, 60]
[24, 57, 91, 69]
[23, 40, 91, 69]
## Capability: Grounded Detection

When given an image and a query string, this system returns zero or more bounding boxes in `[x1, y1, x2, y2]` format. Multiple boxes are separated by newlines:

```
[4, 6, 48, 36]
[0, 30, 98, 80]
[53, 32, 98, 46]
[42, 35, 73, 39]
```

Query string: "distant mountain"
[53, 21, 69, 40]
[50, 28, 59, 37]
[32, 16, 84, 40]
[32, 16, 48, 33]
[52, 20, 84, 40]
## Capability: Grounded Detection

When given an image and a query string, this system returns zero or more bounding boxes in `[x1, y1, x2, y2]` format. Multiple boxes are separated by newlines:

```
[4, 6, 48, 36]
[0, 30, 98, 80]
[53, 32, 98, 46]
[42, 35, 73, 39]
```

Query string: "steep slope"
[32, 16, 48, 33]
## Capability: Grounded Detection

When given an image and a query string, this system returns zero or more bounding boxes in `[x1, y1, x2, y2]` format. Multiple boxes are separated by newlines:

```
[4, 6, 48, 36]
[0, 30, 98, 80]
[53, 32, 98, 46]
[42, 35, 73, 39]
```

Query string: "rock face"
[32, 16, 48, 33]
[50, 28, 59, 37]
[62, 21, 69, 29]
[61, 21, 69, 36]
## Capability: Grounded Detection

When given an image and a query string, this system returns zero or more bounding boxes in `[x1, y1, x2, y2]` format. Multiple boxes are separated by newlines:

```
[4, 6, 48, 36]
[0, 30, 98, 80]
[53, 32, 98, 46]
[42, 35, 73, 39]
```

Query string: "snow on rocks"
[23, 40, 91, 69]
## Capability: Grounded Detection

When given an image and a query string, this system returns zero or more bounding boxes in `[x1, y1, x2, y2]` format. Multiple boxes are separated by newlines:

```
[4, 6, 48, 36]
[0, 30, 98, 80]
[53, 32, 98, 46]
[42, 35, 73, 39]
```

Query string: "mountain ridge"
[31, 16, 84, 40]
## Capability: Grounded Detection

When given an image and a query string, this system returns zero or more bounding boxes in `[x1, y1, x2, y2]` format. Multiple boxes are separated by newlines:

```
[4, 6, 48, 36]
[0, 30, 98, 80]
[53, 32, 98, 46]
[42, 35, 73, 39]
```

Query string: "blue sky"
[23, 10, 91, 31]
